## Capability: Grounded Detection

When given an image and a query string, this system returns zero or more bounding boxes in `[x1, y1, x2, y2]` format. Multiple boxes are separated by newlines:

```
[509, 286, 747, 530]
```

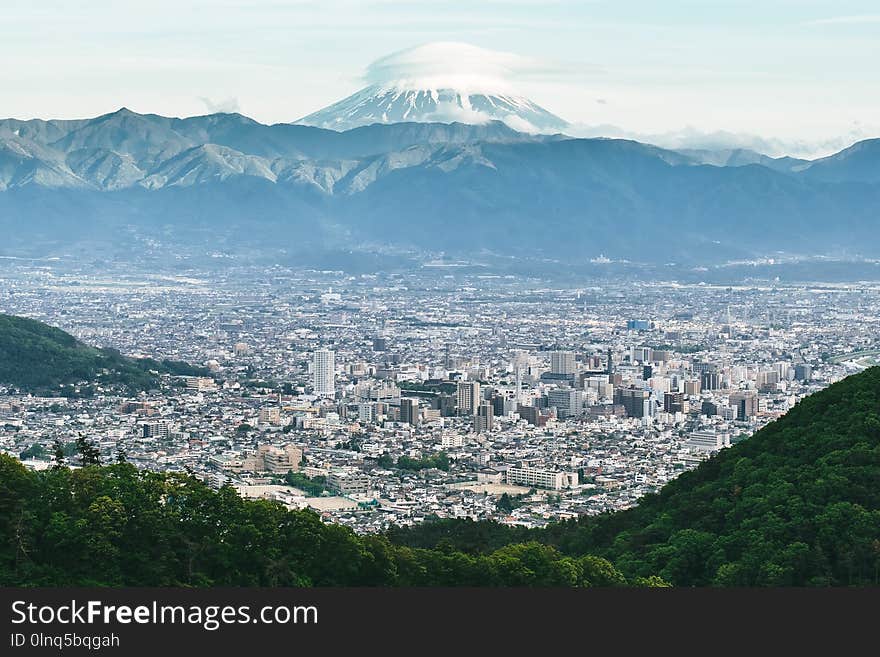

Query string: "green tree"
[52, 440, 66, 468]
[76, 437, 101, 466]
[497, 493, 515, 513]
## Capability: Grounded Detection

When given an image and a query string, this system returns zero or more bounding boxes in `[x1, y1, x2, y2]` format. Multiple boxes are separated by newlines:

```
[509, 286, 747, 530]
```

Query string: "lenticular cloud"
[364, 42, 540, 93]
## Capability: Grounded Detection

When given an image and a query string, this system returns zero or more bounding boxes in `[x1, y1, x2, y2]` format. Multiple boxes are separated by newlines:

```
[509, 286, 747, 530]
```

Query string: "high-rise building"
[548, 388, 584, 419]
[474, 402, 494, 433]
[757, 370, 779, 391]
[614, 386, 650, 418]
[701, 400, 719, 416]
[729, 390, 758, 420]
[775, 361, 793, 381]
[312, 349, 336, 397]
[700, 369, 722, 390]
[550, 350, 576, 375]
[515, 366, 523, 405]
[372, 337, 387, 352]
[490, 393, 506, 417]
[517, 403, 539, 425]
[663, 391, 687, 414]
[140, 420, 170, 439]
[651, 349, 671, 362]
[456, 381, 481, 416]
[400, 398, 419, 426]
[438, 393, 457, 417]
[794, 363, 813, 381]
[630, 346, 651, 363]
[358, 402, 376, 423]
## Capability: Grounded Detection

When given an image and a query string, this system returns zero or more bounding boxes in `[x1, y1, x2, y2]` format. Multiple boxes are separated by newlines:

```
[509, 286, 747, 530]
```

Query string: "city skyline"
[3, 259, 876, 534]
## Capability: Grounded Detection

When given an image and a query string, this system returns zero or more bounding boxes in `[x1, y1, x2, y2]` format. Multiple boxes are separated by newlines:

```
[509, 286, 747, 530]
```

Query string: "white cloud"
[496, 114, 540, 134]
[363, 41, 555, 93]
[566, 122, 880, 159]
[423, 101, 491, 125]
[199, 96, 241, 114]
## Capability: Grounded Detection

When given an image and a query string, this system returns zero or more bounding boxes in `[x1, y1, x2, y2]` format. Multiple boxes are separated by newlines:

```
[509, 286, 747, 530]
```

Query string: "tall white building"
[456, 380, 480, 415]
[548, 388, 584, 419]
[550, 350, 576, 375]
[358, 402, 376, 423]
[313, 349, 336, 397]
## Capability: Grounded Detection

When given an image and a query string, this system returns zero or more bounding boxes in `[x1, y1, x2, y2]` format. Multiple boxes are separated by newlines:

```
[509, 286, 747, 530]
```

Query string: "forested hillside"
[0, 314, 206, 394]
[389, 367, 880, 586]
[0, 455, 654, 587]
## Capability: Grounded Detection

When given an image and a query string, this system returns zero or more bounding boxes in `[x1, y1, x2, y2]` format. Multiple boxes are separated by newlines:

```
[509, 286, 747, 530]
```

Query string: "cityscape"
[2, 5, 880, 629]
[3, 258, 877, 534]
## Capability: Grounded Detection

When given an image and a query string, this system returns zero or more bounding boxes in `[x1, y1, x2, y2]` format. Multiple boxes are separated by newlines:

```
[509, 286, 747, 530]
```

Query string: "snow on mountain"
[296, 84, 568, 133]
[296, 42, 569, 133]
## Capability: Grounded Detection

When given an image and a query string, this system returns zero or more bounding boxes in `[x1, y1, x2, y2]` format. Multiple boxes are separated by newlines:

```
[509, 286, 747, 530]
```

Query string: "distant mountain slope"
[389, 367, 880, 586]
[0, 110, 550, 191]
[1, 109, 880, 263]
[0, 314, 206, 394]
[676, 147, 809, 172]
[340, 138, 880, 259]
[801, 138, 880, 183]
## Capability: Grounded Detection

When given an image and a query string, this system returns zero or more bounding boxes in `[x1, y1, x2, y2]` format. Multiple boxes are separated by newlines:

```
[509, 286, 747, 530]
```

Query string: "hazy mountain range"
[1, 108, 879, 265]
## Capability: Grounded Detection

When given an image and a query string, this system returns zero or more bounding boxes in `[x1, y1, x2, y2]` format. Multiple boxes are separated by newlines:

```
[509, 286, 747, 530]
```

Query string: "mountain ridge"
[3, 108, 879, 193]
[2, 109, 880, 264]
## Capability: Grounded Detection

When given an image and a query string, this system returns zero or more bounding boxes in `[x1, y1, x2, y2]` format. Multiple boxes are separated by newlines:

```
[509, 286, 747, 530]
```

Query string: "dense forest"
[0, 314, 207, 394]
[389, 367, 880, 586]
[0, 455, 653, 587]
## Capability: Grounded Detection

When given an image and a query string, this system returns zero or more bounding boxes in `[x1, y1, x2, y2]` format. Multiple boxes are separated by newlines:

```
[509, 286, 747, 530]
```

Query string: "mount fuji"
[296, 84, 569, 133]
[2, 42, 880, 267]
[296, 42, 569, 133]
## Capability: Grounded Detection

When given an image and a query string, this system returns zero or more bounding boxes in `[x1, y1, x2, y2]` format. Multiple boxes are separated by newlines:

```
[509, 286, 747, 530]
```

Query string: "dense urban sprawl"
[2, 260, 878, 533]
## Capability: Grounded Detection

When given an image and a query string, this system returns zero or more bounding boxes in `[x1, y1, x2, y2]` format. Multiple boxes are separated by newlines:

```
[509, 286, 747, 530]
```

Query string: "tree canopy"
[0, 313, 208, 394]
[0, 456, 644, 587]
[389, 367, 880, 586]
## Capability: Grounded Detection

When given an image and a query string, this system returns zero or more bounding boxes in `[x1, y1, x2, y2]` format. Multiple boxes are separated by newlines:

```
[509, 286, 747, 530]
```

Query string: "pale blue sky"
[2, 1, 878, 150]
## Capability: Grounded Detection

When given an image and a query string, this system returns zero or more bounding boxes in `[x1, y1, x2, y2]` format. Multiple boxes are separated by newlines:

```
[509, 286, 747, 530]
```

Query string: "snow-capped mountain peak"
[295, 42, 569, 133]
